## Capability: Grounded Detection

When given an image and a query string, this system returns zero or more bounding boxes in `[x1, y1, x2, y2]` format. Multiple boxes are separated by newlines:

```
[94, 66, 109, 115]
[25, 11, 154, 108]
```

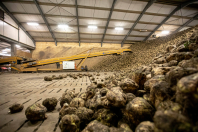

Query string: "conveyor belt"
[23, 49, 132, 68]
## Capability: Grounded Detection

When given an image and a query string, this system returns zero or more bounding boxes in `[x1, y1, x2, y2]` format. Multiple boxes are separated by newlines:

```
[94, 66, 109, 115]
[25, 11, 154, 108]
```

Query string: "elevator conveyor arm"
[0, 57, 23, 64]
[23, 49, 132, 68]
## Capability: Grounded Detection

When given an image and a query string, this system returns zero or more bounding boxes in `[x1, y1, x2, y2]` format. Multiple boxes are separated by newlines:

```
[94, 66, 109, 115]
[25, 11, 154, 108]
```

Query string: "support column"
[30, 50, 33, 54]
[30, 50, 33, 58]
[11, 44, 16, 56]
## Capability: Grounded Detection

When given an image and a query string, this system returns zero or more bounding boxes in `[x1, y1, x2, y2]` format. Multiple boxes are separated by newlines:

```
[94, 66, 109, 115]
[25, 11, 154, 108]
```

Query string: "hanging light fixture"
[58, 25, 69, 28]
[27, 22, 39, 26]
[115, 27, 124, 30]
[161, 30, 170, 34]
[88, 25, 97, 29]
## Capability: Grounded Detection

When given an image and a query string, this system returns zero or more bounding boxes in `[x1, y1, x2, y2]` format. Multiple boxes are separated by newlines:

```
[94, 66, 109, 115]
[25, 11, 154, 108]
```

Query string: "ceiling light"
[27, 22, 39, 26]
[88, 25, 97, 29]
[3, 48, 10, 51]
[58, 25, 69, 28]
[115, 27, 123, 30]
[161, 30, 170, 34]
[16, 45, 20, 48]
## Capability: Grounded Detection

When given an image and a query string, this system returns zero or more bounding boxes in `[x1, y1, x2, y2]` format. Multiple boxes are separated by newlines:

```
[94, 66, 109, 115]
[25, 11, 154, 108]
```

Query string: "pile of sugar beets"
[9, 34, 198, 132]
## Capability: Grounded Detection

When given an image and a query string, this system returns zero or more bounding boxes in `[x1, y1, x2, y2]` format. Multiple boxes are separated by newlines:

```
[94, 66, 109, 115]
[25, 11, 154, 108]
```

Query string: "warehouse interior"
[0, 0, 198, 132]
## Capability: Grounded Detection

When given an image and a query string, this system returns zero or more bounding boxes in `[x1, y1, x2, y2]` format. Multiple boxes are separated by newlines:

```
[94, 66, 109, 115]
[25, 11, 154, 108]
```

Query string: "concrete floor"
[0, 72, 112, 132]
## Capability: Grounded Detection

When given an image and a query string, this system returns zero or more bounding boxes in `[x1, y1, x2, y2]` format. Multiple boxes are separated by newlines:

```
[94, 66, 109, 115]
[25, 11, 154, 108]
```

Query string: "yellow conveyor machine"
[0, 49, 132, 72]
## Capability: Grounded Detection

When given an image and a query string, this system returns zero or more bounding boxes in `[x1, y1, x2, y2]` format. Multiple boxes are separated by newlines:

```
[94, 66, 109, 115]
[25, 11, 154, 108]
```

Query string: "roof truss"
[144, 0, 198, 41]
[121, 0, 156, 47]
[174, 13, 198, 33]
[33, 0, 57, 46]
[75, 0, 80, 46]
[101, 0, 117, 47]
[2, 0, 198, 20]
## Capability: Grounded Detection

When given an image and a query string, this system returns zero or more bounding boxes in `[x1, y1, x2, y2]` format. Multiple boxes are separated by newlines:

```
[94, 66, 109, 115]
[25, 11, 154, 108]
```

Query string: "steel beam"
[0, 2, 35, 45]
[75, 0, 80, 46]
[33, 36, 140, 42]
[32, 34, 147, 37]
[11, 43, 16, 56]
[33, 0, 57, 46]
[101, 0, 117, 47]
[36, 40, 140, 43]
[144, 0, 198, 41]
[27, 30, 170, 35]
[121, 0, 156, 47]
[173, 13, 198, 33]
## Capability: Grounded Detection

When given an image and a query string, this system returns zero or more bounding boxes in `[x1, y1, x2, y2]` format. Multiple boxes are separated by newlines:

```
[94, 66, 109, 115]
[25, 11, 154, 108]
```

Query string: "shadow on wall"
[39, 51, 45, 59]
[37, 47, 72, 60]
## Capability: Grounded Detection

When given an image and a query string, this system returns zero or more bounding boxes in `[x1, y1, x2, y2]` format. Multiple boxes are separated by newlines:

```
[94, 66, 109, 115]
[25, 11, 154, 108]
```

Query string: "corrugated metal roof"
[47, 17, 77, 25]
[1, 0, 198, 44]
[146, 3, 176, 14]
[54, 33, 78, 39]
[40, 5, 76, 15]
[135, 24, 157, 30]
[166, 17, 190, 25]
[189, 20, 198, 26]
[158, 24, 179, 32]
[140, 15, 166, 23]
[81, 34, 103, 39]
[174, 8, 198, 17]
[38, 0, 75, 5]
[80, 27, 105, 34]
[4, 3, 39, 13]
[29, 32, 51, 37]
[115, 0, 147, 11]
[14, 14, 45, 23]
[127, 37, 145, 41]
[78, 0, 113, 8]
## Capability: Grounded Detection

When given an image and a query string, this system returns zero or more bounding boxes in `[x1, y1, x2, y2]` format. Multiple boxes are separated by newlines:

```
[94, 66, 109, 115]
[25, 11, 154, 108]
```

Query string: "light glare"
[115, 27, 123, 30]
[161, 30, 170, 34]
[88, 26, 97, 29]
[27, 22, 39, 26]
[58, 25, 69, 28]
